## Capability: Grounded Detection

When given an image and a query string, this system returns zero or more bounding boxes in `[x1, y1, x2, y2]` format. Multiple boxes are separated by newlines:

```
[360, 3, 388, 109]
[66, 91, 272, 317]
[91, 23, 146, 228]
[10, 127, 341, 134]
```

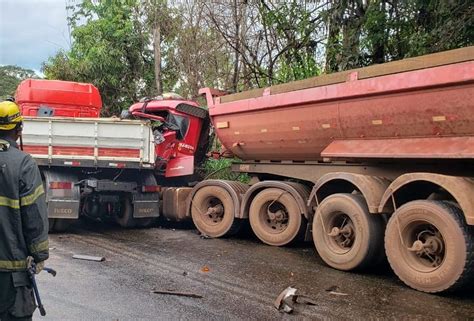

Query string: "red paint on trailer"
[321, 137, 474, 159]
[201, 61, 474, 161]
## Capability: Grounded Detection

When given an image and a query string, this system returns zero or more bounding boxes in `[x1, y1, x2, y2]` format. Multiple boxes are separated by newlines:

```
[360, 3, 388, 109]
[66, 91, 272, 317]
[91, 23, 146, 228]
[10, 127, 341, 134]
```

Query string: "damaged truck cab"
[127, 97, 210, 179]
[16, 80, 210, 231]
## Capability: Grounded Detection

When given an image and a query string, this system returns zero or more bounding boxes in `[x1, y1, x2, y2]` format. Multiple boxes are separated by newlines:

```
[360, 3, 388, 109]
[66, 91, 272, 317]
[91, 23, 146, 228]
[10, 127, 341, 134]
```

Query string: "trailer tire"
[385, 200, 474, 293]
[249, 188, 306, 246]
[114, 196, 136, 228]
[313, 193, 384, 271]
[48, 219, 72, 233]
[191, 186, 240, 238]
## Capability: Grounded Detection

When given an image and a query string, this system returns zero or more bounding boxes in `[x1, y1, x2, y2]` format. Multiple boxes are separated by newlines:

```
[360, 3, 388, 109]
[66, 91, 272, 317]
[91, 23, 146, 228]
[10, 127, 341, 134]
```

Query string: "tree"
[324, 0, 473, 72]
[40, 0, 472, 110]
[204, 0, 325, 89]
[163, 0, 235, 98]
[143, 0, 177, 96]
[43, 0, 155, 116]
[0, 65, 38, 99]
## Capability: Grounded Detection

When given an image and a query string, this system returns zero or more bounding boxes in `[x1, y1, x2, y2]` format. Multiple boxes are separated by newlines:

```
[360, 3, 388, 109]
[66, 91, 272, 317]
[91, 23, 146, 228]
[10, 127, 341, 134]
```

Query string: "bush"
[201, 158, 250, 184]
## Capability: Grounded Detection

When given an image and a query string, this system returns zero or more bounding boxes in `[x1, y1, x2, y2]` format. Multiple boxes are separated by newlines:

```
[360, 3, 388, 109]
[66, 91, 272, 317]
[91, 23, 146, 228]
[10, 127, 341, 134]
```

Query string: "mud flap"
[47, 200, 80, 219]
[43, 170, 80, 219]
[132, 192, 160, 218]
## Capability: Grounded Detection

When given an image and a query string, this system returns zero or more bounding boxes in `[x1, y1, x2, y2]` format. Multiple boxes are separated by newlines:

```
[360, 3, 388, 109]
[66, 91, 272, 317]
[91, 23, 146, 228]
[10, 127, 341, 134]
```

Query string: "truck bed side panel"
[22, 117, 155, 168]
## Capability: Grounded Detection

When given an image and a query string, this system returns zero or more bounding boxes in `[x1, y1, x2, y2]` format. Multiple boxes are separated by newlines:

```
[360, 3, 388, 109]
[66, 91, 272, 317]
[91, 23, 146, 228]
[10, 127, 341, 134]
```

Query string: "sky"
[0, 0, 73, 75]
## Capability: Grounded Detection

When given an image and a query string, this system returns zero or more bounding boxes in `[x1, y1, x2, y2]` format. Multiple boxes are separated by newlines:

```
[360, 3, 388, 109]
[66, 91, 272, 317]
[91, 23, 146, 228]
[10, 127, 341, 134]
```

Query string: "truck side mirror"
[120, 109, 131, 119]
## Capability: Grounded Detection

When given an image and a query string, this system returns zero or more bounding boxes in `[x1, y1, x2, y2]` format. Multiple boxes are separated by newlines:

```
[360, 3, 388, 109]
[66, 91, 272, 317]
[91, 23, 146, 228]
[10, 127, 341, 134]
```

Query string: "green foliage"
[201, 158, 250, 184]
[0, 65, 38, 99]
[42, 0, 156, 116]
[324, 0, 473, 72]
[260, 1, 321, 83]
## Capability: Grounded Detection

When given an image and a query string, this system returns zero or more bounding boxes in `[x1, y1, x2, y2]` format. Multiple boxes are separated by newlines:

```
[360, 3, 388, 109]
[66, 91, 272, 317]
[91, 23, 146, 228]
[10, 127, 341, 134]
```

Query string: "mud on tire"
[249, 188, 306, 246]
[385, 200, 474, 293]
[312, 193, 385, 271]
[191, 186, 241, 238]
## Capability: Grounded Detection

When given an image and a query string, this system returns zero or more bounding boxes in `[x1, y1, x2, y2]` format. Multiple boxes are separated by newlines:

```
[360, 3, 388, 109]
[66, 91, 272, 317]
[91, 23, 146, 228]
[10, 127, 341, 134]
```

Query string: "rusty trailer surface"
[200, 47, 474, 161]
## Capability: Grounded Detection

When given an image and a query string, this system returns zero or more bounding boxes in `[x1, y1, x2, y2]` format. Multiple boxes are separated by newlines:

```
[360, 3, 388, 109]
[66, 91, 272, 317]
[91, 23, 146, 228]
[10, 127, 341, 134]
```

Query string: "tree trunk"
[153, 23, 163, 95]
[325, 1, 344, 72]
[231, 0, 240, 92]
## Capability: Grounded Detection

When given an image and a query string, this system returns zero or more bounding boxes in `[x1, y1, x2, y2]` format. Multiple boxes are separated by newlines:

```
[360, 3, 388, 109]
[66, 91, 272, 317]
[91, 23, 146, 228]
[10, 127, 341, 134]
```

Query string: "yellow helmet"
[0, 101, 23, 131]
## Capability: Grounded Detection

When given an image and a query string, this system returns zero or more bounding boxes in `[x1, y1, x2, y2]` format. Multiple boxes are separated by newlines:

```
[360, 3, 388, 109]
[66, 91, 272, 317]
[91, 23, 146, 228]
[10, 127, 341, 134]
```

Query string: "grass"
[201, 158, 250, 184]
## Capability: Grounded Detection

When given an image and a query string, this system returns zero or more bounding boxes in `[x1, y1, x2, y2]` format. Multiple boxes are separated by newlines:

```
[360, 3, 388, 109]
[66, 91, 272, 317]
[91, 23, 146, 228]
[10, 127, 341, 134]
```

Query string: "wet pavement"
[36, 221, 474, 320]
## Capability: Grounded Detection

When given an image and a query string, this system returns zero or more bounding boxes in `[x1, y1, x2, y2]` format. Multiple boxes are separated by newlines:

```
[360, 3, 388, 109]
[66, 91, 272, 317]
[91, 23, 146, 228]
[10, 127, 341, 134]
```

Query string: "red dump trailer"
[189, 46, 474, 293]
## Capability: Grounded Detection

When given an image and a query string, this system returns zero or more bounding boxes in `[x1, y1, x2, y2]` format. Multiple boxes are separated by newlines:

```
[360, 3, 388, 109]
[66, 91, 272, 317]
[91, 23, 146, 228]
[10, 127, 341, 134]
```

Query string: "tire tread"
[385, 200, 474, 293]
[439, 201, 474, 292]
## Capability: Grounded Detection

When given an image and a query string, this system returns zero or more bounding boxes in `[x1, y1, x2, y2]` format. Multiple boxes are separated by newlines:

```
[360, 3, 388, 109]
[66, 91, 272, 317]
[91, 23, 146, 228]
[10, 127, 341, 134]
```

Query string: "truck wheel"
[114, 197, 136, 228]
[312, 193, 384, 271]
[249, 188, 306, 246]
[49, 219, 72, 233]
[191, 186, 240, 237]
[385, 200, 474, 293]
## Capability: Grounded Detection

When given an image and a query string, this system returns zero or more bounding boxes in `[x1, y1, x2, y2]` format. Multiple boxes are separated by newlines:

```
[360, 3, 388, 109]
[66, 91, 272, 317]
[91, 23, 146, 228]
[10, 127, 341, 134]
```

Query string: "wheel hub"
[265, 206, 288, 231]
[327, 216, 355, 249]
[406, 227, 445, 268]
[206, 204, 224, 222]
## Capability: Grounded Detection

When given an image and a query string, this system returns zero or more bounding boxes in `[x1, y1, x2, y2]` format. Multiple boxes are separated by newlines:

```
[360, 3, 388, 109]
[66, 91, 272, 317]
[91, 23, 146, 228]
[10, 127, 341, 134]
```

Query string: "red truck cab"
[128, 96, 210, 179]
[16, 79, 102, 117]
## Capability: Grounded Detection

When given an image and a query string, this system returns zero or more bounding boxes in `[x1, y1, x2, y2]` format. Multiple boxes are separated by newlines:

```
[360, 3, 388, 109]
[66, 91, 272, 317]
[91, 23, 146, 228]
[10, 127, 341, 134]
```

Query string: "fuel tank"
[200, 47, 474, 161]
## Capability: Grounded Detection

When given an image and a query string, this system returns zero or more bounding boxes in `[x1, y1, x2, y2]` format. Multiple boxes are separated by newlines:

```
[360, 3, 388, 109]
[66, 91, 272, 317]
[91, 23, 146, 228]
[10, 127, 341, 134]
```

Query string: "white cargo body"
[22, 117, 156, 169]
[20, 116, 160, 231]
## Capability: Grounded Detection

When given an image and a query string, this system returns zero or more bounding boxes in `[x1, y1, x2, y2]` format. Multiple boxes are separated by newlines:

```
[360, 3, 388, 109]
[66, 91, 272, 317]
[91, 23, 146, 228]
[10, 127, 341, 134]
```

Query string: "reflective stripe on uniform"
[0, 195, 20, 209]
[0, 259, 27, 270]
[20, 185, 45, 207]
[29, 239, 49, 254]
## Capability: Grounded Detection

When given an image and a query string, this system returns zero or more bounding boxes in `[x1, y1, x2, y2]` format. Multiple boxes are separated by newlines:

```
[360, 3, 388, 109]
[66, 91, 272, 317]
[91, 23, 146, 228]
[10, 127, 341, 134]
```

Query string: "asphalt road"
[36, 221, 474, 320]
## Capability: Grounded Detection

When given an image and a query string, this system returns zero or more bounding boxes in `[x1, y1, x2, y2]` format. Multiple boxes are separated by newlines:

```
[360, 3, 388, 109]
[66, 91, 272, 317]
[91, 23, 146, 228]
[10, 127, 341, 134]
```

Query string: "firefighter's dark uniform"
[0, 138, 49, 321]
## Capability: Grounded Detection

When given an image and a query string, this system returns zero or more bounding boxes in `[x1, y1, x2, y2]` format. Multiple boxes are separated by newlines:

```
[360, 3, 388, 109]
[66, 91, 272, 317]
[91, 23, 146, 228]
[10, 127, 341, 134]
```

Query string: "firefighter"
[0, 100, 49, 321]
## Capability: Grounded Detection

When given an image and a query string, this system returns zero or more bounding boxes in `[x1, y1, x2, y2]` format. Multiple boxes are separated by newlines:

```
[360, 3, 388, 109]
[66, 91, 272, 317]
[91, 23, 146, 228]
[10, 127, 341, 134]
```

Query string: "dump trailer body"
[192, 47, 474, 294]
[201, 46, 474, 161]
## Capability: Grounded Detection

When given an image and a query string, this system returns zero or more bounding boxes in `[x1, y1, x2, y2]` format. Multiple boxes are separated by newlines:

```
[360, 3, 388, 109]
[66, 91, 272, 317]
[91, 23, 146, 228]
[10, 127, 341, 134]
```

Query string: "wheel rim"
[401, 220, 445, 272]
[323, 212, 356, 254]
[200, 197, 225, 226]
[257, 200, 289, 234]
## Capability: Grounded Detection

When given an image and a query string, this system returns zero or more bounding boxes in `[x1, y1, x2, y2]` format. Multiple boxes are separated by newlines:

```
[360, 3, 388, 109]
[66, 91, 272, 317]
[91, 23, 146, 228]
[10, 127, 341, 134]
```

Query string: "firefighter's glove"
[35, 261, 45, 274]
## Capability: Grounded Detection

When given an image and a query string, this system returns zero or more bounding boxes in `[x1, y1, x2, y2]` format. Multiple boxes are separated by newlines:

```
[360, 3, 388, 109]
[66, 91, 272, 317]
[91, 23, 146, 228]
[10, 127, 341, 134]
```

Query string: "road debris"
[274, 286, 317, 314]
[72, 254, 106, 262]
[201, 266, 210, 273]
[325, 285, 348, 296]
[329, 291, 349, 296]
[151, 289, 203, 299]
